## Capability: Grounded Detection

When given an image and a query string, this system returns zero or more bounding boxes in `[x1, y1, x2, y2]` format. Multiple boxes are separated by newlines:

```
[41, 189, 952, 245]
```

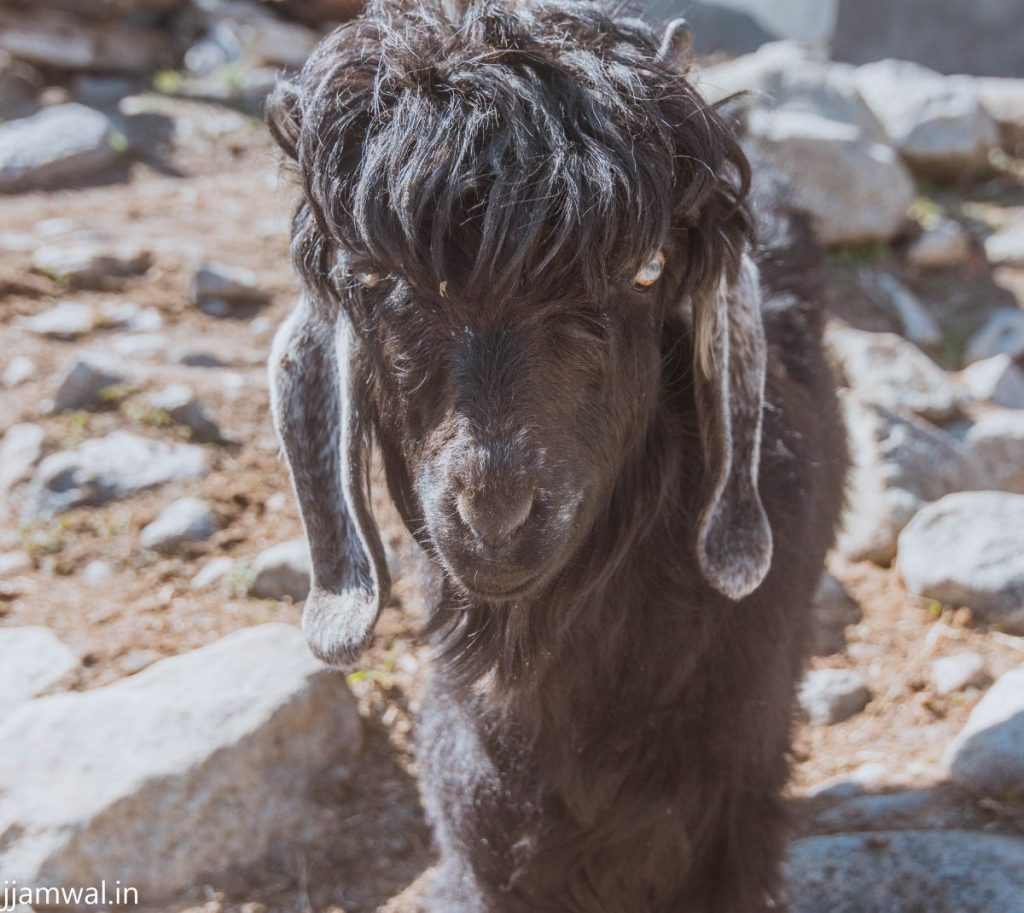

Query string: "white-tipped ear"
[692, 253, 773, 601]
[270, 297, 389, 667]
[659, 18, 694, 72]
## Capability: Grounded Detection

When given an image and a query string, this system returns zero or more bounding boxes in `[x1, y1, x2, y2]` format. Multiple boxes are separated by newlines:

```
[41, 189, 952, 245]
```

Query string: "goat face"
[356, 262, 670, 602]
[268, 2, 774, 664]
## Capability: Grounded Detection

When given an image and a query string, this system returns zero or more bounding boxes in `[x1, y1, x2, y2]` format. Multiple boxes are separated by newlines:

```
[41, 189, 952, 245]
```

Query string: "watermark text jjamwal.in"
[1, 879, 139, 910]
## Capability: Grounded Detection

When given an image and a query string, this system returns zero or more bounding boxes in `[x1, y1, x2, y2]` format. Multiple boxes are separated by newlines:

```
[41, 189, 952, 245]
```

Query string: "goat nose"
[456, 485, 535, 549]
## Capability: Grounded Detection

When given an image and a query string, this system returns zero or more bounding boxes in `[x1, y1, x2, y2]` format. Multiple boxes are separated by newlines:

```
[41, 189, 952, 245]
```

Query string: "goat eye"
[357, 271, 383, 288]
[632, 251, 665, 288]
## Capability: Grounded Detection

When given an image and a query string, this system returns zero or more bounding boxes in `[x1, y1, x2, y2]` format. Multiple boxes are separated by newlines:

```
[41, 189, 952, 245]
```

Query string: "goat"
[267, 2, 847, 910]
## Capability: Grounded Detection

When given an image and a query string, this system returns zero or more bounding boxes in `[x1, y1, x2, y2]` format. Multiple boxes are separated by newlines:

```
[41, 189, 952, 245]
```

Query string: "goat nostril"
[456, 487, 535, 549]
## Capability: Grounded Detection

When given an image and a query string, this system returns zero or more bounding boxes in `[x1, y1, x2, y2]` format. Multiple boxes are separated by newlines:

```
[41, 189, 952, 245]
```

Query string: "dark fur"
[268, 2, 847, 911]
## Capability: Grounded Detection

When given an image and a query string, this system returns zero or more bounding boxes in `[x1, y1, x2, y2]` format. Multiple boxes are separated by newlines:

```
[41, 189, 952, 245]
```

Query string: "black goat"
[267, 2, 847, 910]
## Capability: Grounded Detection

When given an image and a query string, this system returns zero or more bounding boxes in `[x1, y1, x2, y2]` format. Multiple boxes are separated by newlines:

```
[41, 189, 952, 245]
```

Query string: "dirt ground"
[1, 93, 1023, 913]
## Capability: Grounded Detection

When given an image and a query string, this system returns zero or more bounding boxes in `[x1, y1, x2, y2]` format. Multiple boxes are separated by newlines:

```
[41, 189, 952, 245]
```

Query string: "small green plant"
[910, 195, 945, 229]
[153, 70, 184, 94]
[827, 241, 889, 268]
[108, 131, 129, 154]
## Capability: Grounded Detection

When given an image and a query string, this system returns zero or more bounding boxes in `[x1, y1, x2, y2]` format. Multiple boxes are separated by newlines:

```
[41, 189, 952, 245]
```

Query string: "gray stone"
[0, 104, 121, 193]
[786, 831, 1024, 913]
[976, 76, 1024, 147]
[249, 539, 310, 601]
[945, 665, 1024, 798]
[0, 423, 44, 497]
[140, 497, 216, 553]
[808, 789, 939, 833]
[51, 353, 129, 414]
[82, 560, 113, 586]
[798, 668, 870, 725]
[109, 333, 167, 359]
[191, 556, 235, 590]
[930, 652, 988, 696]
[746, 110, 914, 245]
[958, 354, 1024, 409]
[0, 551, 31, 578]
[28, 431, 209, 518]
[3, 355, 38, 388]
[148, 384, 229, 443]
[827, 328, 959, 422]
[16, 301, 95, 340]
[192, 262, 269, 316]
[984, 221, 1024, 267]
[965, 308, 1024, 364]
[855, 61, 999, 176]
[837, 396, 978, 564]
[99, 301, 164, 333]
[32, 243, 152, 289]
[861, 272, 942, 348]
[810, 572, 860, 655]
[0, 8, 172, 75]
[897, 492, 1024, 629]
[0, 624, 362, 901]
[0, 627, 78, 717]
[906, 220, 971, 269]
[964, 409, 1024, 493]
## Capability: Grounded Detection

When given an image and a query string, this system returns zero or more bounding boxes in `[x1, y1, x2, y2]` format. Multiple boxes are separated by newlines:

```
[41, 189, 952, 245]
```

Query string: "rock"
[0, 8, 172, 75]
[82, 560, 113, 586]
[179, 351, 229, 368]
[99, 301, 164, 333]
[808, 789, 942, 833]
[0, 627, 78, 717]
[191, 556, 235, 590]
[958, 354, 1024, 409]
[192, 262, 269, 317]
[0, 423, 45, 497]
[897, 492, 1024, 630]
[984, 221, 1024, 268]
[798, 668, 870, 725]
[0, 104, 122, 193]
[28, 431, 209, 518]
[906, 220, 971, 269]
[3, 355, 38, 388]
[854, 61, 999, 177]
[140, 497, 216, 553]
[976, 76, 1024, 148]
[746, 110, 914, 245]
[786, 831, 1024, 913]
[837, 396, 978, 564]
[860, 272, 941, 348]
[964, 308, 1024, 364]
[810, 572, 860, 655]
[32, 243, 152, 289]
[109, 332, 168, 359]
[50, 353, 129, 414]
[944, 665, 1024, 798]
[148, 384, 229, 443]
[237, 15, 319, 70]
[964, 410, 1024, 493]
[698, 45, 885, 140]
[0, 624, 362, 901]
[249, 539, 310, 601]
[0, 551, 31, 577]
[16, 301, 95, 340]
[827, 328, 959, 422]
[930, 652, 988, 696]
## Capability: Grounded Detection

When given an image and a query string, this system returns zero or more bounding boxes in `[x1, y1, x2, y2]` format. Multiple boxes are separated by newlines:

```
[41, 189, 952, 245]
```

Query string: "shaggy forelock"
[270, 0, 752, 306]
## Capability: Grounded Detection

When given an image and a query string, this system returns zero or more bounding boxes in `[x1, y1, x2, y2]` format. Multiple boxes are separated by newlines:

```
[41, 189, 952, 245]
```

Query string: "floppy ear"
[692, 253, 773, 601]
[658, 17, 694, 73]
[270, 296, 390, 667]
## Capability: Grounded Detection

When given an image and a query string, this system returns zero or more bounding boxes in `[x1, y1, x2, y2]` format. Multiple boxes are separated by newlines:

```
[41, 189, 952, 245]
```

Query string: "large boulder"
[27, 431, 209, 518]
[854, 60, 999, 177]
[0, 104, 121, 193]
[745, 110, 914, 245]
[786, 831, 1024, 913]
[827, 328, 959, 422]
[896, 491, 1024, 629]
[944, 665, 1024, 798]
[964, 409, 1024, 493]
[837, 396, 977, 564]
[0, 627, 78, 717]
[0, 624, 362, 901]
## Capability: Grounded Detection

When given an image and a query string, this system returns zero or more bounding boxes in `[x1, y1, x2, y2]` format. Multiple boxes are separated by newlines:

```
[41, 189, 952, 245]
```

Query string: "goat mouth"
[460, 573, 542, 602]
